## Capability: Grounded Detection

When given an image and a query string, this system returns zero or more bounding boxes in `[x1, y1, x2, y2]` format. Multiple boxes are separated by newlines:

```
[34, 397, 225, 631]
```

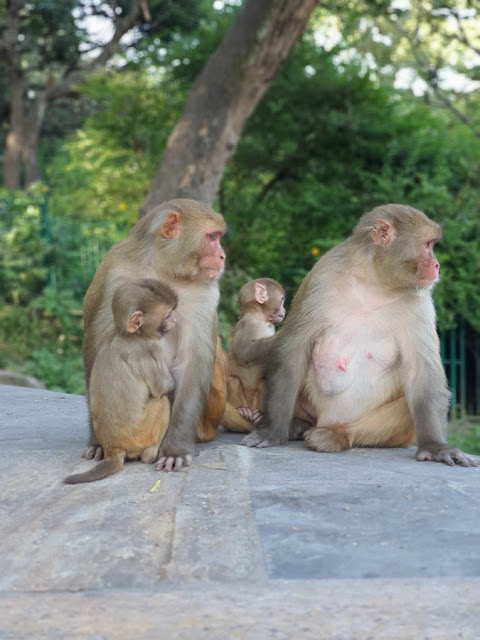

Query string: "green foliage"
[449, 423, 480, 456]
[23, 287, 85, 394]
[22, 0, 81, 66]
[0, 188, 123, 393]
[0, 284, 85, 395]
[46, 0, 238, 224]
[48, 69, 187, 224]
[0, 187, 49, 305]
[2, 2, 480, 396]
[218, 38, 480, 329]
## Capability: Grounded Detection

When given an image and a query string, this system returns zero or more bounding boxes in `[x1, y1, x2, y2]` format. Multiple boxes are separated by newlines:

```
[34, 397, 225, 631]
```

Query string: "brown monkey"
[242, 204, 478, 467]
[225, 278, 285, 431]
[82, 199, 227, 472]
[65, 279, 177, 484]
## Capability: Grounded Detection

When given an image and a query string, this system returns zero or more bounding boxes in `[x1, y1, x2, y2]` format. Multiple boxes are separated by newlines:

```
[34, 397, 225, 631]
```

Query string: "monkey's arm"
[147, 360, 174, 399]
[231, 335, 275, 366]
[156, 324, 215, 471]
[403, 311, 478, 467]
[241, 322, 312, 448]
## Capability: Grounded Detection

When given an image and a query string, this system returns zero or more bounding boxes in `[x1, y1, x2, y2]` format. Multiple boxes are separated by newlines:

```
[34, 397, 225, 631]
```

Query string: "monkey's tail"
[64, 451, 125, 484]
[221, 402, 253, 433]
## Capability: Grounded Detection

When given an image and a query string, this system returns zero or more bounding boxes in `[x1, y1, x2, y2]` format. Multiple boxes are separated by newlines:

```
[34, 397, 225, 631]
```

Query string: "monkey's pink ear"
[254, 283, 268, 304]
[371, 218, 395, 246]
[161, 212, 180, 238]
[127, 310, 144, 333]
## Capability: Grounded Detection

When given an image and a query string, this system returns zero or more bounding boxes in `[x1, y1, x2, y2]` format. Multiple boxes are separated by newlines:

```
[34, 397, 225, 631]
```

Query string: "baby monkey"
[226, 278, 285, 428]
[65, 279, 177, 484]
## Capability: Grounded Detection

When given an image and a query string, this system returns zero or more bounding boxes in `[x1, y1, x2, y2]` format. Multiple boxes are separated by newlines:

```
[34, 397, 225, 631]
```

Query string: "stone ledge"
[1, 386, 479, 638]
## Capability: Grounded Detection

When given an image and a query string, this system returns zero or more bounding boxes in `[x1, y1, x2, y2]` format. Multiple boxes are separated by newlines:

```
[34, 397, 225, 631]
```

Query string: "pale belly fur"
[302, 321, 401, 427]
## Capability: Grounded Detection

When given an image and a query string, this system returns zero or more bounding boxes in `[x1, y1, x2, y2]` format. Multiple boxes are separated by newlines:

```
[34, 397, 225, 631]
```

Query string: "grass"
[448, 416, 480, 455]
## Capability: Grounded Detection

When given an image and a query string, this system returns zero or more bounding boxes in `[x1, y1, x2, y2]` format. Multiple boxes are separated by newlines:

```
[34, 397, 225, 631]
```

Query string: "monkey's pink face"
[199, 230, 226, 280]
[417, 239, 440, 287]
[160, 309, 176, 335]
[270, 297, 286, 324]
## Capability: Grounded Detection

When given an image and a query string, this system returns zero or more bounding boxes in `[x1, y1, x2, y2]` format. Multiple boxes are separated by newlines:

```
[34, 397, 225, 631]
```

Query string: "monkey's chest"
[312, 322, 399, 396]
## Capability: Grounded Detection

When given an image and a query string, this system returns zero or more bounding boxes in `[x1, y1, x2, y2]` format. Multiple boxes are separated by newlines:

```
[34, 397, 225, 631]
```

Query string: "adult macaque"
[242, 204, 478, 467]
[82, 199, 227, 472]
[225, 278, 285, 430]
[65, 279, 177, 484]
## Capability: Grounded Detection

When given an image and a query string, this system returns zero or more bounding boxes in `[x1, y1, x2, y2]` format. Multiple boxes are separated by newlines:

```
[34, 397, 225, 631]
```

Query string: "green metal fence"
[441, 321, 480, 417]
[37, 193, 126, 294]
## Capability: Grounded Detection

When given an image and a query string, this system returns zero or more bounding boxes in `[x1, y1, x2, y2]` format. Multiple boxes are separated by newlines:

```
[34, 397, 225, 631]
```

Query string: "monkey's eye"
[207, 232, 222, 241]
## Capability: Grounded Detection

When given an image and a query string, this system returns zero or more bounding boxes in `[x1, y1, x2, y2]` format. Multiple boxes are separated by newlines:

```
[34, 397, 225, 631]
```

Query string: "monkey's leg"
[197, 340, 227, 443]
[304, 423, 353, 452]
[242, 380, 264, 412]
[141, 397, 171, 464]
[227, 376, 248, 408]
[82, 411, 105, 461]
[289, 417, 311, 441]
[304, 397, 415, 453]
[350, 396, 415, 448]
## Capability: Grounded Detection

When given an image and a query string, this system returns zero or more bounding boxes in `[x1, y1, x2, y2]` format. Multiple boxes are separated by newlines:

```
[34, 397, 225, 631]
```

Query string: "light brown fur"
[224, 278, 285, 432]
[81, 199, 227, 473]
[65, 279, 177, 483]
[243, 204, 478, 467]
[197, 338, 228, 442]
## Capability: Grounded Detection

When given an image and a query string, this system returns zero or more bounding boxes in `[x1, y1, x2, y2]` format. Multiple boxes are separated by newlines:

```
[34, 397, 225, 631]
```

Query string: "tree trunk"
[3, 0, 22, 189]
[1, 0, 147, 190]
[141, 0, 317, 214]
[22, 96, 47, 186]
[4, 69, 23, 190]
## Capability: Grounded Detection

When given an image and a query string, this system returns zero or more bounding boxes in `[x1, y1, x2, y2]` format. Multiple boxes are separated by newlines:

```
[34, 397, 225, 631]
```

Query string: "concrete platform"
[1, 385, 479, 639]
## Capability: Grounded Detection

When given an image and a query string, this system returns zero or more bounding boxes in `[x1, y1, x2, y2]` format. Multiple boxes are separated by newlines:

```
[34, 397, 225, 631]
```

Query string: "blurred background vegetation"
[0, 1, 479, 449]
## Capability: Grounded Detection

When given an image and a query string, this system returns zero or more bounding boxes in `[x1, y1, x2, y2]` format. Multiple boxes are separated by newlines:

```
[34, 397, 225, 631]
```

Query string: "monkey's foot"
[238, 407, 263, 425]
[240, 431, 284, 448]
[141, 444, 161, 464]
[416, 445, 479, 467]
[289, 417, 311, 441]
[82, 445, 104, 461]
[304, 424, 352, 453]
[155, 454, 193, 472]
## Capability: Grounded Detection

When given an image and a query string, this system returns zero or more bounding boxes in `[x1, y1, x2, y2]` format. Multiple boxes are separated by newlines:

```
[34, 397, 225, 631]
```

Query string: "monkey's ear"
[254, 283, 268, 304]
[161, 212, 181, 239]
[127, 310, 144, 333]
[371, 218, 395, 246]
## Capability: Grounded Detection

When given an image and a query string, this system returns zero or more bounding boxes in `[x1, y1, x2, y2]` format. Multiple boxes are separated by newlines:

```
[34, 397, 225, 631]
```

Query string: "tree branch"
[45, 0, 149, 103]
[390, 18, 479, 138]
[449, 9, 480, 57]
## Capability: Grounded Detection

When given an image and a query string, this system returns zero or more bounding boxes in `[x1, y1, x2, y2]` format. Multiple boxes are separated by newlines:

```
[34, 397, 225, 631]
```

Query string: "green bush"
[0, 188, 121, 394]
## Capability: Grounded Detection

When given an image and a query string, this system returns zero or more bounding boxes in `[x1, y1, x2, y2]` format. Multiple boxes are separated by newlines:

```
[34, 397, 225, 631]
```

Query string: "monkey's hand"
[240, 430, 286, 448]
[82, 445, 104, 461]
[238, 407, 263, 425]
[155, 453, 192, 472]
[416, 444, 479, 467]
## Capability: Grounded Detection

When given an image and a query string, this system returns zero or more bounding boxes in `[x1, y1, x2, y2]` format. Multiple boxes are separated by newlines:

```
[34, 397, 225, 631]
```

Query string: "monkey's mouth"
[201, 266, 224, 278]
[417, 275, 439, 289]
